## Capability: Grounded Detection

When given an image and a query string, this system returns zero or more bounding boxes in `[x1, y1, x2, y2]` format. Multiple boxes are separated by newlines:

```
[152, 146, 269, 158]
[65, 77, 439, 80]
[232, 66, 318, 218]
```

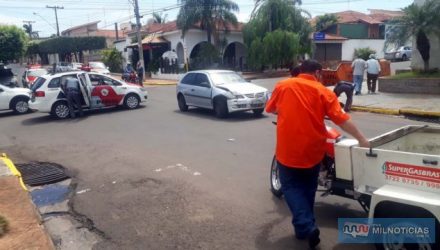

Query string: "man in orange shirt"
[266, 60, 370, 249]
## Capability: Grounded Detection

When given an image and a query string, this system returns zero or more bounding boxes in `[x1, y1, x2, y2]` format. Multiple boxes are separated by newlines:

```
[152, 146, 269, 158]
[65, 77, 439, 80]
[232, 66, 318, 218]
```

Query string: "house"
[61, 21, 122, 62]
[313, 10, 403, 62]
[120, 20, 246, 79]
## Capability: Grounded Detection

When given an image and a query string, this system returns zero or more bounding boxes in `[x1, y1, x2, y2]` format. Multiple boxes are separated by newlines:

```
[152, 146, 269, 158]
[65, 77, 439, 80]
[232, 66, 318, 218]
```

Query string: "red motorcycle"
[122, 71, 139, 84]
[270, 123, 343, 197]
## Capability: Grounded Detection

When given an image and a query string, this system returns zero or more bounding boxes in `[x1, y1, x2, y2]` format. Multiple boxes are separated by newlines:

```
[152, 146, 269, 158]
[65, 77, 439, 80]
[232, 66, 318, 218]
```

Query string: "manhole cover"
[14, 162, 69, 186]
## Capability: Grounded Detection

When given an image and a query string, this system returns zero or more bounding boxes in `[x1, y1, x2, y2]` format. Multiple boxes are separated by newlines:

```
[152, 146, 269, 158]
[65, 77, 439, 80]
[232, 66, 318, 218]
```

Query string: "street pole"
[133, 0, 145, 78]
[46, 5, 64, 36]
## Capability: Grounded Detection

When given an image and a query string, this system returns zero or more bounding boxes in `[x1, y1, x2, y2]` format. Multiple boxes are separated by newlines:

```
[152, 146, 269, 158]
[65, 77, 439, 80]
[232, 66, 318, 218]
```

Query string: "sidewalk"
[0, 155, 55, 250]
[335, 81, 440, 118]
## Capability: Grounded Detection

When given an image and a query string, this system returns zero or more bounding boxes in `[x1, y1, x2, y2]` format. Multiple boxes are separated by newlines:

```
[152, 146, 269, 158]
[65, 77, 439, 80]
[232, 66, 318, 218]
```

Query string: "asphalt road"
[0, 76, 436, 250]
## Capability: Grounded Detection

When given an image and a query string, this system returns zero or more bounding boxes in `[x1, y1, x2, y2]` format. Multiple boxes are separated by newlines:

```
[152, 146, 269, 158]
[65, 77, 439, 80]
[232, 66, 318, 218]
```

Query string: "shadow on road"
[0, 111, 20, 118]
[254, 196, 367, 250]
[21, 106, 147, 126]
[173, 108, 269, 122]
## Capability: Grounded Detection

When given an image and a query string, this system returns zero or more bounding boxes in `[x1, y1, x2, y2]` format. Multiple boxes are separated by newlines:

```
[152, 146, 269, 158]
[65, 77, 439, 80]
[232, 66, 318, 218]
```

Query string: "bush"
[190, 43, 220, 70]
[101, 48, 124, 73]
[354, 47, 376, 61]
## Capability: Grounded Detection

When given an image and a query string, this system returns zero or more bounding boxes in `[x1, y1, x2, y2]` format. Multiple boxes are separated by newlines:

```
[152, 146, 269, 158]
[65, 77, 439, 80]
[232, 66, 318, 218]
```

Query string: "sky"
[0, 0, 414, 37]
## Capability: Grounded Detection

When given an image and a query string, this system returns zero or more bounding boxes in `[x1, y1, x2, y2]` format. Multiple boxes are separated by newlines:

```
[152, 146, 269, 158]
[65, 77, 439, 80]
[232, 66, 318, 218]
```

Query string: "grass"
[0, 215, 8, 237]
[391, 71, 440, 79]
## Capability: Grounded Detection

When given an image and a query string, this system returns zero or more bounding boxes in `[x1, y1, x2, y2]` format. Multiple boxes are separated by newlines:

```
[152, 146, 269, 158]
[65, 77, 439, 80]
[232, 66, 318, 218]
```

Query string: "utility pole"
[46, 5, 64, 36]
[133, 0, 145, 78]
[115, 23, 119, 40]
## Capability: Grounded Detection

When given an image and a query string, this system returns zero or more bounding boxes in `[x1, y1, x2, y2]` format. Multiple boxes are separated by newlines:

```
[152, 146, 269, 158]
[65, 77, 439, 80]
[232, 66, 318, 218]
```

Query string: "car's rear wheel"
[177, 94, 188, 112]
[124, 94, 140, 109]
[52, 101, 70, 119]
[253, 108, 264, 117]
[214, 98, 228, 118]
[11, 97, 29, 114]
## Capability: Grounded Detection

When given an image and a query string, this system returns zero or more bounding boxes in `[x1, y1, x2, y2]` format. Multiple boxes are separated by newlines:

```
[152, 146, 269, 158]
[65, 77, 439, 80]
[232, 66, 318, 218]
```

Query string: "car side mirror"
[200, 81, 211, 88]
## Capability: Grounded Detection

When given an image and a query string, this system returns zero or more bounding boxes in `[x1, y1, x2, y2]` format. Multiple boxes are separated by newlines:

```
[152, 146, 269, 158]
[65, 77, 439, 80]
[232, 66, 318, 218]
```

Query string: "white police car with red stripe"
[29, 71, 148, 119]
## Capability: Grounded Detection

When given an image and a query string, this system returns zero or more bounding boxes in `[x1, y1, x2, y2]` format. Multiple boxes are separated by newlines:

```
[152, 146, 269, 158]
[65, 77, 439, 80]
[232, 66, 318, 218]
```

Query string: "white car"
[88, 62, 110, 74]
[176, 70, 268, 118]
[0, 84, 31, 114]
[29, 71, 148, 119]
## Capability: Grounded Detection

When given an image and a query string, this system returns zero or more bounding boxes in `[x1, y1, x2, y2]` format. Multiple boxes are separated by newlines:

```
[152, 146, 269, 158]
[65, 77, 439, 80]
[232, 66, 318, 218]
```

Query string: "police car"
[29, 71, 148, 119]
[0, 84, 31, 114]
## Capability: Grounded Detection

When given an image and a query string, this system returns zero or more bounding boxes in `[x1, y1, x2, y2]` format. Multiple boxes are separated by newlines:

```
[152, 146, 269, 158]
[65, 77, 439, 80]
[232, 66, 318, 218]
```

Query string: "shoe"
[308, 228, 320, 249]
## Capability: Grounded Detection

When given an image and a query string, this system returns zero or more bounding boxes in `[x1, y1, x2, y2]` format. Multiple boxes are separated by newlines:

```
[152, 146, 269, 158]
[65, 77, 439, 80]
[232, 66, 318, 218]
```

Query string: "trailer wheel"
[374, 202, 440, 250]
[270, 156, 283, 198]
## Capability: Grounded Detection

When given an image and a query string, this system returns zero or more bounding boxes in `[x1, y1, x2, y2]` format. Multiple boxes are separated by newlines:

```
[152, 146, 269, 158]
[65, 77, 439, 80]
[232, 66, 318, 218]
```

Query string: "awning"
[128, 34, 169, 48]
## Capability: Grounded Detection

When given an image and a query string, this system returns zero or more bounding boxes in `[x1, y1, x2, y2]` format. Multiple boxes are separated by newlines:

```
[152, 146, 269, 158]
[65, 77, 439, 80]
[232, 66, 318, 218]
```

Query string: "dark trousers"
[138, 72, 143, 86]
[66, 90, 83, 118]
[333, 82, 354, 112]
[278, 161, 320, 238]
[367, 73, 378, 93]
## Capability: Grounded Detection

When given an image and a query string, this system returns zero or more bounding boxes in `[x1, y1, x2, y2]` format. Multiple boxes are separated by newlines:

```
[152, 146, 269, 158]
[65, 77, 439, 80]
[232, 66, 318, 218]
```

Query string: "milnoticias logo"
[339, 218, 435, 244]
[342, 222, 370, 238]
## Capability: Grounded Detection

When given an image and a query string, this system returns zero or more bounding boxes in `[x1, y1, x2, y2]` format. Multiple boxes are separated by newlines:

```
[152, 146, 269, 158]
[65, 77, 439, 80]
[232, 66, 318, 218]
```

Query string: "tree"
[101, 48, 124, 73]
[314, 14, 339, 32]
[354, 47, 376, 61]
[386, 0, 440, 71]
[0, 25, 28, 62]
[152, 12, 168, 24]
[176, 0, 239, 44]
[251, 0, 302, 18]
[243, 0, 311, 70]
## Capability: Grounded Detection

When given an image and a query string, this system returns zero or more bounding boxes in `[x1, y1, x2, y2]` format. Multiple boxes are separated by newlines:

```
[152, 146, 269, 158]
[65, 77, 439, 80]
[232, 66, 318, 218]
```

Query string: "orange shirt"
[265, 74, 350, 168]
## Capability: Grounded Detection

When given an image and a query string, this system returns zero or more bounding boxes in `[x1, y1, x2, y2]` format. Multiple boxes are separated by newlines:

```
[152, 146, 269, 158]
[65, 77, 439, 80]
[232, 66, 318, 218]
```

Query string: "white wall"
[341, 39, 385, 61]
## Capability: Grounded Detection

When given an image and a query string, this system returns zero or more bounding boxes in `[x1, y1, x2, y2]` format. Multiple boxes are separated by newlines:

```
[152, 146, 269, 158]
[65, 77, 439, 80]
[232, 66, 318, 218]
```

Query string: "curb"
[144, 82, 177, 86]
[1, 153, 27, 191]
[351, 106, 440, 118]
[399, 109, 440, 118]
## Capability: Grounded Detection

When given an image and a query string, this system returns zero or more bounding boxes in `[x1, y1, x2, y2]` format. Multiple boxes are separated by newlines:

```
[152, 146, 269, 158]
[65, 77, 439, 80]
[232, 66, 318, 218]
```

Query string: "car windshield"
[90, 62, 106, 69]
[209, 72, 246, 85]
[28, 69, 48, 77]
[31, 77, 46, 91]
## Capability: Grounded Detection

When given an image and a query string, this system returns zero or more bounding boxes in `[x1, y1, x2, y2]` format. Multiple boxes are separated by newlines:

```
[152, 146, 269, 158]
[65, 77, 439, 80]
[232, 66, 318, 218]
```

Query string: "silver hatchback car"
[176, 70, 268, 118]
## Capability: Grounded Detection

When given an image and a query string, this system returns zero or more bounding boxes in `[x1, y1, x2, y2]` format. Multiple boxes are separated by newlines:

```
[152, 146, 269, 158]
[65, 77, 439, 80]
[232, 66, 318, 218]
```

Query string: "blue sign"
[313, 32, 326, 41]
[338, 218, 436, 244]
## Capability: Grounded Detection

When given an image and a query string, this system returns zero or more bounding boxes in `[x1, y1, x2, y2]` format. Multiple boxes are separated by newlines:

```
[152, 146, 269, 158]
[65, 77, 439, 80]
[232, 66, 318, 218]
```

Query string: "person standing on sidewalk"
[351, 56, 366, 95]
[136, 60, 144, 86]
[266, 60, 370, 249]
[366, 54, 381, 94]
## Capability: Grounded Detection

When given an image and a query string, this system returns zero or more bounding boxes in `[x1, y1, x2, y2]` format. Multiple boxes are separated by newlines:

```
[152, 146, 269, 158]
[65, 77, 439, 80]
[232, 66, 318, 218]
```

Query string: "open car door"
[78, 73, 91, 107]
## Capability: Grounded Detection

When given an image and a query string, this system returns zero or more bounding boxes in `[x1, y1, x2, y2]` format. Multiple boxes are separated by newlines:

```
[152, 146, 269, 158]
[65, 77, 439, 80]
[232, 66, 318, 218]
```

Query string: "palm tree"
[152, 12, 168, 24]
[387, 0, 440, 71]
[251, 0, 302, 18]
[176, 0, 239, 44]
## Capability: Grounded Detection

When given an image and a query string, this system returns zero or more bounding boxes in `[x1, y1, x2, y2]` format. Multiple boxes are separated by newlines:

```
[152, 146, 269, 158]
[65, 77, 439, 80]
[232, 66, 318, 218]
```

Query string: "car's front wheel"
[124, 94, 140, 109]
[214, 98, 228, 118]
[177, 94, 188, 112]
[253, 108, 264, 117]
[52, 101, 70, 119]
[11, 97, 29, 114]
